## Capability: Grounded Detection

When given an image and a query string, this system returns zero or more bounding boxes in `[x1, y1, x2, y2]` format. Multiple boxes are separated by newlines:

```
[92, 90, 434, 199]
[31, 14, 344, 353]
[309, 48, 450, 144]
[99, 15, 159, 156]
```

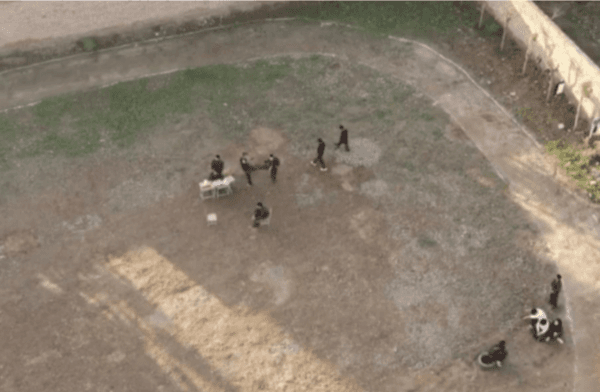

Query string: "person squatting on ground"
[240, 152, 254, 186]
[268, 154, 280, 183]
[209, 154, 225, 181]
[311, 138, 327, 171]
[483, 341, 508, 368]
[334, 124, 350, 152]
[543, 318, 564, 344]
[252, 202, 270, 228]
[549, 274, 562, 309]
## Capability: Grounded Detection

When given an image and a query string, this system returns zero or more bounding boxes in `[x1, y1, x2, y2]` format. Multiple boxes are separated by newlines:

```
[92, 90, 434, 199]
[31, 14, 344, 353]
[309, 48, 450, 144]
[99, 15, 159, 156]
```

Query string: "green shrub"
[546, 140, 600, 202]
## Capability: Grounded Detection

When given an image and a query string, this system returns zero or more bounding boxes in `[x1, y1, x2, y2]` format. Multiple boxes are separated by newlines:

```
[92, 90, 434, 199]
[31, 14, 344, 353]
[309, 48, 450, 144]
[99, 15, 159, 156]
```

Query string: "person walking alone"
[311, 138, 327, 171]
[334, 125, 350, 152]
[240, 152, 254, 186]
[549, 274, 562, 309]
[268, 154, 280, 183]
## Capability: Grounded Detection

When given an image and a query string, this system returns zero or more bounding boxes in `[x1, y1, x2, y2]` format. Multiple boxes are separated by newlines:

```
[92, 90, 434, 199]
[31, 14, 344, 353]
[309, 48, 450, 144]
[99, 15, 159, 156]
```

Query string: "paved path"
[1, 18, 599, 391]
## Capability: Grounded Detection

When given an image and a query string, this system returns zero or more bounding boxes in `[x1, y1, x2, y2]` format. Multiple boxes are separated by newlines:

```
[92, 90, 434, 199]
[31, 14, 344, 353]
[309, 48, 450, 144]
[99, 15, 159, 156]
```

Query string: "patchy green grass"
[482, 20, 502, 37]
[296, 1, 473, 41]
[0, 60, 293, 162]
[0, 116, 17, 170]
[546, 140, 600, 202]
[0, 1, 494, 167]
[432, 127, 443, 140]
[80, 37, 99, 52]
[418, 236, 438, 248]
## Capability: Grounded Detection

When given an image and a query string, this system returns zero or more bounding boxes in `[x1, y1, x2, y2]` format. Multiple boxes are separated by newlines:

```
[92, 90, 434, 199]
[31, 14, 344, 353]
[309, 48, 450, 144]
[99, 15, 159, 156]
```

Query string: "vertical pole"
[574, 90, 584, 130]
[479, 3, 485, 28]
[575, 83, 593, 130]
[546, 66, 557, 102]
[522, 36, 532, 75]
[500, 16, 510, 51]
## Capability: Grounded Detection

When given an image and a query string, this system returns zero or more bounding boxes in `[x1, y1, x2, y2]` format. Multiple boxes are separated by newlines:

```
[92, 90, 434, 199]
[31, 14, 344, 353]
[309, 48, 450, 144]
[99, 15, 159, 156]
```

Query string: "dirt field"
[0, 37, 575, 392]
[3, 3, 597, 392]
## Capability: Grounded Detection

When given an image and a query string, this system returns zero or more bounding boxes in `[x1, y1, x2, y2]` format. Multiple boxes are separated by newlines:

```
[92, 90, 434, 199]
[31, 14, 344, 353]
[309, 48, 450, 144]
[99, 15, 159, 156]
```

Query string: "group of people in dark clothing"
[524, 275, 564, 344]
[208, 125, 566, 372]
[207, 125, 351, 229]
[208, 152, 278, 228]
[480, 274, 565, 370]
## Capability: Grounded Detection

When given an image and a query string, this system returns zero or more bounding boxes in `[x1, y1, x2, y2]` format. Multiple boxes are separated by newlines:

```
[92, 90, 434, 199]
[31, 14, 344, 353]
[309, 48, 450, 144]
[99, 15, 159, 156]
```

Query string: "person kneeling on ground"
[543, 318, 564, 344]
[252, 202, 270, 228]
[487, 340, 508, 368]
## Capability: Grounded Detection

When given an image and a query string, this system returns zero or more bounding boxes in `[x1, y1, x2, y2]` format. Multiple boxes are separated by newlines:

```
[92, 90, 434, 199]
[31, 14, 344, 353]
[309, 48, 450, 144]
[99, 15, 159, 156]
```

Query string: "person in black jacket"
[268, 154, 280, 183]
[310, 138, 327, 171]
[210, 155, 224, 180]
[240, 152, 254, 186]
[543, 318, 564, 344]
[549, 274, 562, 309]
[334, 125, 350, 152]
[252, 202, 270, 228]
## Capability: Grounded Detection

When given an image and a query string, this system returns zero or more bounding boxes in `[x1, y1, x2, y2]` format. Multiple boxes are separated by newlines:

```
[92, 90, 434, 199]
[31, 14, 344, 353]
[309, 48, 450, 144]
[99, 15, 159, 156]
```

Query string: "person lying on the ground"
[543, 318, 564, 344]
[252, 202, 270, 228]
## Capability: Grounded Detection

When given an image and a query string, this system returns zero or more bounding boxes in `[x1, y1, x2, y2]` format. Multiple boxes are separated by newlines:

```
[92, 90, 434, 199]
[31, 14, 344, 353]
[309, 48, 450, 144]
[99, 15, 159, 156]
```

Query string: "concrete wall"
[481, 0, 600, 126]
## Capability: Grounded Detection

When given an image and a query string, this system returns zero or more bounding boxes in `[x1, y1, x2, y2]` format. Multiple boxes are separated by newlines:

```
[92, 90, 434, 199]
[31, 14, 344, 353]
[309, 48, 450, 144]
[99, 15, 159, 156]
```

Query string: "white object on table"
[214, 176, 234, 198]
[199, 180, 215, 201]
